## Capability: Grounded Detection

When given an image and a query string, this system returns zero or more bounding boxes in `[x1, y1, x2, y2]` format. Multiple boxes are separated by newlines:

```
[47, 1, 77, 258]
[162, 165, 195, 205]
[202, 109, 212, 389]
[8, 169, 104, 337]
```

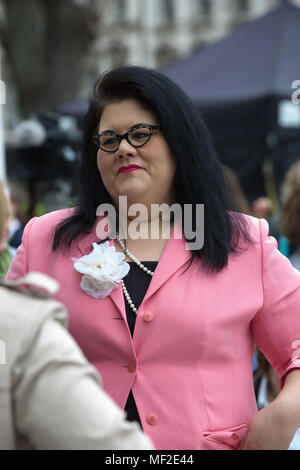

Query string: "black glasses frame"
[93, 123, 162, 152]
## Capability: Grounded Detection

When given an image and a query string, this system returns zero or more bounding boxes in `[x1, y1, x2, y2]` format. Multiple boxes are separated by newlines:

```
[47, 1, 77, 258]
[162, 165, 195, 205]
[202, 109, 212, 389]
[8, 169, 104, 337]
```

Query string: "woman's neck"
[116, 217, 174, 262]
[118, 215, 174, 239]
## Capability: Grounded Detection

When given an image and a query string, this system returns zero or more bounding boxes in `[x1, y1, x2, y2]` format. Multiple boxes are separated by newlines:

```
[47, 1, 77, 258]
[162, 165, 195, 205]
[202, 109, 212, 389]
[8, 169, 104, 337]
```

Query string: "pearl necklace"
[116, 235, 154, 314]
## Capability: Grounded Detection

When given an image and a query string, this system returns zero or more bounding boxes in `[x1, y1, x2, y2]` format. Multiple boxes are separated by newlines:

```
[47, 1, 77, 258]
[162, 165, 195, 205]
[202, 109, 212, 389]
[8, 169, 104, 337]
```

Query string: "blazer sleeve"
[13, 300, 154, 450]
[5, 217, 37, 281]
[251, 218, 300, 389]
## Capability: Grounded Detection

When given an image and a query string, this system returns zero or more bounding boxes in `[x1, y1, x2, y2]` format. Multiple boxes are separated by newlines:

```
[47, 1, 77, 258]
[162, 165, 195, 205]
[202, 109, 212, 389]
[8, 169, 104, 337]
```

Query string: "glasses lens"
[99, 133, 119, 151]
[128, 127, 151, 147]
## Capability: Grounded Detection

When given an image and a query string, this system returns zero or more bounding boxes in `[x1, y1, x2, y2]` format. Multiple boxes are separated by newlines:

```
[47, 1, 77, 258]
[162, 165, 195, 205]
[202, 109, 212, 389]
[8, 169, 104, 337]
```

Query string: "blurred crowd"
[0, 180, 27, 278]
[1, 159, 300, 449]
[224, 161, 300, 450]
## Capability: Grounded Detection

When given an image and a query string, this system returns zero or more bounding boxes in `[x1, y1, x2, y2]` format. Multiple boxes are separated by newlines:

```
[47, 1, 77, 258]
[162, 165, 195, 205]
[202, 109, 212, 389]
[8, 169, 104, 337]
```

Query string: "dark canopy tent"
[160, 1, 300, 203]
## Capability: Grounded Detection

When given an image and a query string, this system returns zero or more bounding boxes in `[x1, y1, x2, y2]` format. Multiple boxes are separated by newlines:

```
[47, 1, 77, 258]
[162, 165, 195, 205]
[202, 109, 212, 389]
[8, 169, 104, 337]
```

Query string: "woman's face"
[96, 99, 177, 212]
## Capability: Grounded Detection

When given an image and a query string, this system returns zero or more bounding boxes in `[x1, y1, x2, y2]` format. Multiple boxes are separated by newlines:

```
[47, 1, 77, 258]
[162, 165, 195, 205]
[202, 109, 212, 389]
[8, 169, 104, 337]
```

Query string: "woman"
[6, 66, 300, 450]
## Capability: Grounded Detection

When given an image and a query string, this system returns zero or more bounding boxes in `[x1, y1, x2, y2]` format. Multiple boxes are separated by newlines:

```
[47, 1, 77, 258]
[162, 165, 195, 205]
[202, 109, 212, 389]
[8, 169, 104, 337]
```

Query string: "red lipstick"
[118, 165, 143, 174]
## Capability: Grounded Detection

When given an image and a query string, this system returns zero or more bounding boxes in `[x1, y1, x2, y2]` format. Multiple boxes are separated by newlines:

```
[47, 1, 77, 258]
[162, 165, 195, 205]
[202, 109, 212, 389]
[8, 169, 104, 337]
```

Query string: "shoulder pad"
[1, 272, 59, 297]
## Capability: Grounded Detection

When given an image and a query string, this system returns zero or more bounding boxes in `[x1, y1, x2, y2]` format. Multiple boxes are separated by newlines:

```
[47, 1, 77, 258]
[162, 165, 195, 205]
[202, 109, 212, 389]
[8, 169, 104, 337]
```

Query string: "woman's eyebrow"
[99, 129, 117, 135]
[99, 123, 151, 134]
[127, 123, 154, 131]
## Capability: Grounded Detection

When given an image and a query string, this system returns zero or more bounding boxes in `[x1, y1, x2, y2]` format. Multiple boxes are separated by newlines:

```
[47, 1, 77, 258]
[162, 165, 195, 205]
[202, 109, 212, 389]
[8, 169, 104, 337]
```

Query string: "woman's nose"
[117, 138, 137, 157]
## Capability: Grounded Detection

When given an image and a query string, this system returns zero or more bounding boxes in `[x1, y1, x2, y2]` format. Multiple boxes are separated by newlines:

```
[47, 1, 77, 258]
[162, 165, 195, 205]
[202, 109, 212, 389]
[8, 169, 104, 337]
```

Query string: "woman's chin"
[115, 186, 149, 204]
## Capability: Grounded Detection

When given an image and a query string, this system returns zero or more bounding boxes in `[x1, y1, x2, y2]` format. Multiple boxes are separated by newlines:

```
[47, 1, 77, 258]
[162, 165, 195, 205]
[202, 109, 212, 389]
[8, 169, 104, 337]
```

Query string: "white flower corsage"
[72, 241, 130, 299]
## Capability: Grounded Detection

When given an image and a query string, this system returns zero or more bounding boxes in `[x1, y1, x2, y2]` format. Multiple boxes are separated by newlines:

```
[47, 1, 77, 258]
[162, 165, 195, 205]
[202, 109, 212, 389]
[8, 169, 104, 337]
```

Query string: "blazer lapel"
[74, 217, 192, 319]
[142, 223, 193, 304]
[108, 281, 126, 320]
[75, 216, 110, 257]
[75, 217, 127, 321]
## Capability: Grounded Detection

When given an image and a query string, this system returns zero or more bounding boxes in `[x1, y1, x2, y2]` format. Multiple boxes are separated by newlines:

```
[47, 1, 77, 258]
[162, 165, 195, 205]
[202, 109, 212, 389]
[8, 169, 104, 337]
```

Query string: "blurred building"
[85, 0, 300, 94]
[3, 0, 300, 130]
[2, 0, 300, 213]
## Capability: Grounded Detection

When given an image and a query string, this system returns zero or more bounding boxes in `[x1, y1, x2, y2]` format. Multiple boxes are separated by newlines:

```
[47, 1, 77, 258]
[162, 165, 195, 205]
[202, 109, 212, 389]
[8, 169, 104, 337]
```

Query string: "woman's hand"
[238, 400, 298, 450]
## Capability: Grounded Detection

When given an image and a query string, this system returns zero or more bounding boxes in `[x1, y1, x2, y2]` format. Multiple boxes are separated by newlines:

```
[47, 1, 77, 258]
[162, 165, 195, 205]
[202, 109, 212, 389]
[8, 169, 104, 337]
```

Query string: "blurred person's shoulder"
[0, 273, 67, 347]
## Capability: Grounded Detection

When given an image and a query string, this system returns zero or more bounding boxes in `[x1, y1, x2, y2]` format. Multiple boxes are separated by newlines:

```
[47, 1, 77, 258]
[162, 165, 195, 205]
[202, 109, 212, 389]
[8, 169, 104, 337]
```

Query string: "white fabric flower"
[72, 241, 129, 299]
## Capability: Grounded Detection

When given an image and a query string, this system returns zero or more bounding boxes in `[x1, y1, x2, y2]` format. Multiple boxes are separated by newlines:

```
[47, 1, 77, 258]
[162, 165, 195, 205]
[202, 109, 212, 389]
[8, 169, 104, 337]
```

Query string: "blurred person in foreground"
[0, 271, 153, 450]
[6, 66, 300, 450]
[254, 349, 300, 450]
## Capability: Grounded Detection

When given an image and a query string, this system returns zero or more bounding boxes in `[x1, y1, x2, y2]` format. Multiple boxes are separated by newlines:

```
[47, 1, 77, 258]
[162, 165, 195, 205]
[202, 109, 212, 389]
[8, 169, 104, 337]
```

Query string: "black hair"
[52, 65, 252, 272]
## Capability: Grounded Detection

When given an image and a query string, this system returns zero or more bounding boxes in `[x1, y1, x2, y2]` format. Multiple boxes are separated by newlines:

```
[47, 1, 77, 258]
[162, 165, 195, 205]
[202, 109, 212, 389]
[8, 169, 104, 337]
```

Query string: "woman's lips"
[118, 165, 143, 174]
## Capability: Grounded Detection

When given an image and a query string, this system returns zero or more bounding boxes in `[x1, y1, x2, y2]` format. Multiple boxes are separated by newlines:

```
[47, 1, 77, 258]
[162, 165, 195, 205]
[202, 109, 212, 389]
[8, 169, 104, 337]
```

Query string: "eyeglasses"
[93, 123, 162, 153]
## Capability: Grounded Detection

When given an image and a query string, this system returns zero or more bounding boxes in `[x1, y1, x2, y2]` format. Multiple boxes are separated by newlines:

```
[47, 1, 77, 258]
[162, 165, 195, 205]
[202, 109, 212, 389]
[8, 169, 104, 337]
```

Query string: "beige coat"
[0, 272, 153, 450]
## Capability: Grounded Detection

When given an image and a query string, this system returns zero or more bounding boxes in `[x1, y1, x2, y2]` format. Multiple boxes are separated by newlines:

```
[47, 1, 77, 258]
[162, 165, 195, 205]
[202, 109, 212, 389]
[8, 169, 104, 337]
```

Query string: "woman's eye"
[103, 137, 117, 145]
[132, 132, 148, 140]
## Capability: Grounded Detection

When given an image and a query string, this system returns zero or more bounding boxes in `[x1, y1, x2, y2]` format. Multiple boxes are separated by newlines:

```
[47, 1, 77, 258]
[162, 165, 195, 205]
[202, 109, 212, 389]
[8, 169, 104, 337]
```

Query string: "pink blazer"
[6, 208, 300, 450]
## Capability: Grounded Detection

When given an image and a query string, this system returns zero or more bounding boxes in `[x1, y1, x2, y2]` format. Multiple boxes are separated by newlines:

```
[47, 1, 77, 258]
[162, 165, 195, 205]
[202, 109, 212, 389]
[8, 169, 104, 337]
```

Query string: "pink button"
[143, 311, 154, 322]
[146, 413, 158, 425]
[127, 362, 136, 373]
